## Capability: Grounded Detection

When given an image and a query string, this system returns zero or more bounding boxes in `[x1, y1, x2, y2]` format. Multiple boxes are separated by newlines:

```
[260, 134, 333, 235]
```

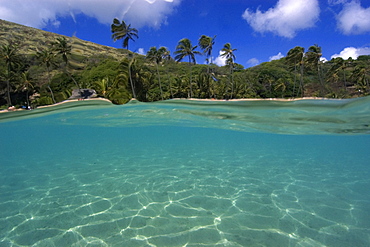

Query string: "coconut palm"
[306, 44, 325, 95]
[198, 35, 216, 67]
[111, 18, 138, 50]
[286, 46, 305, 97]
[19, 71, 34, 108]
[162, 47, 174, 98]
[146, 46, 167, 100]
[111, 18, 138, 99]
[52, 37, 81, 95]
[327, 57, 348, 90]
[174, 38, 201, 98]
[0, 41, 20, 106]
[220, 43, 237, 98]
[36, 48, 57, 104]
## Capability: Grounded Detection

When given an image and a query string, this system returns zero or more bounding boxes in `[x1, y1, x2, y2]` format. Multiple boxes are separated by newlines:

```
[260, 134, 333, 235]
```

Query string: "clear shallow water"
[1, 98, 370, 246]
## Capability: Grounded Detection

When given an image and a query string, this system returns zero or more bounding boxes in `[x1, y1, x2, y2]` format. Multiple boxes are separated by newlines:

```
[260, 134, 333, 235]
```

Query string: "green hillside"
[1, 19, 369, 109]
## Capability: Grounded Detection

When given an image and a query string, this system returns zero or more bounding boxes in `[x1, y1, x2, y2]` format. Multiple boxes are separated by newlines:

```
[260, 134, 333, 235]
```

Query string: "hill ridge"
[0, 19, 128, 59]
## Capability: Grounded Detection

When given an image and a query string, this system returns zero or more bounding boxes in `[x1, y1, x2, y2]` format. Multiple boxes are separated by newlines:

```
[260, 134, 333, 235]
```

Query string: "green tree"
[111, 18, 138, 50]
[146, 46, 168, 100]
[305, 44, 325, 95]
[174, 38, 201, 98]
[18, 71, 34, 108]
[0, 41, 20, 106]
[286, 46, 305, 97]
[36, 48, 57, 104]
[162, 47, 174, 98]
[52, 37, 81, 94]
[350, 63, 369, 95]
[111, 18, 138, 99]
[327, 57, 348, 90]
[220, 43, 237, 98]
[198, 35, 216, 70]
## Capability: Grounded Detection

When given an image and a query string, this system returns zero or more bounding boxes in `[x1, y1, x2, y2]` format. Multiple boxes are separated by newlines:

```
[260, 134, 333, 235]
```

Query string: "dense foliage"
[1, 24, 370, 109]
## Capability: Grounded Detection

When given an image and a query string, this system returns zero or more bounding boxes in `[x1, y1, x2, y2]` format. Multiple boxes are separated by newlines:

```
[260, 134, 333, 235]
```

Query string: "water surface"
[1, 98, 370, 246]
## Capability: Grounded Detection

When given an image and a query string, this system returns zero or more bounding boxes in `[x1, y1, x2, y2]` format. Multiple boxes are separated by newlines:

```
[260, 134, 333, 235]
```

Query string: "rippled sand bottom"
[1, 132, 369, 247]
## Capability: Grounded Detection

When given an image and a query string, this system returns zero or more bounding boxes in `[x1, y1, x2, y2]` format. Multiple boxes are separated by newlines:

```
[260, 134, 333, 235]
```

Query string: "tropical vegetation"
[1, 19, 370, 110]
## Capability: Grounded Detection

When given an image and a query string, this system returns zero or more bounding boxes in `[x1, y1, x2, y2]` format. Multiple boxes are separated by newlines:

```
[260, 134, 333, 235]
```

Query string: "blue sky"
[1, 0, 370, 68]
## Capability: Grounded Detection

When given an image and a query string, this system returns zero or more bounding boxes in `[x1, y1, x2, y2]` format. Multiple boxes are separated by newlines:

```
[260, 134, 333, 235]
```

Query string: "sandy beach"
[0, 97, 113, 113]
[1, 96, 344, 114]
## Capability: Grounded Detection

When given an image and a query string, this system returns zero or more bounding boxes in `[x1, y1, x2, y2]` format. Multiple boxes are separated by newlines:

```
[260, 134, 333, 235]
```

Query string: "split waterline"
[1, 98, 370, 246]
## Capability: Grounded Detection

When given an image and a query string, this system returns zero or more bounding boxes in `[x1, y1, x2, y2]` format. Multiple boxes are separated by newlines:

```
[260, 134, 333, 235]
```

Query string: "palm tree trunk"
[46, 66, 56, 104]
[188, 58, 193, 98]
[6, 79, 12, 106]
[300, 62, 304, 97]
[230, 65, 234, 99]
[156, 64, 164, 100]
[128, 59, 136, 99]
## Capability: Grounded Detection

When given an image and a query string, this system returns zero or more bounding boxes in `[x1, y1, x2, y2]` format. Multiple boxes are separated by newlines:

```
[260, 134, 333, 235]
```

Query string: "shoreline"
[183, 97, 338, 102]
[0, 98, 112, 113]
[0, 96, 354, 113]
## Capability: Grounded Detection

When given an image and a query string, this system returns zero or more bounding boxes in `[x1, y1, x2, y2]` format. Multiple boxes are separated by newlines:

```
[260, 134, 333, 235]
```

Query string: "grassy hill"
[0, 19, 127, 60]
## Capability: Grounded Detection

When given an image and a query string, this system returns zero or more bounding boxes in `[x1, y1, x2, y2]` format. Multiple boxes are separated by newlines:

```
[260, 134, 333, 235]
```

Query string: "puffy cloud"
[242, 0, 320, 38]
[213, 51, 227, 66]
[247, 58, 260, 67]
[269, 52, 284, 61]
[331, 47, 370, 59]
[0, 0, 181, 29]
[336, 1, 370, 35]
[137, 48, 145, 55]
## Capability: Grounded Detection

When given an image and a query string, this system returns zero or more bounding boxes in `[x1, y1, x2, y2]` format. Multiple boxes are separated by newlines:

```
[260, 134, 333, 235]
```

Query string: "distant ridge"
[0, 19, 129, 59]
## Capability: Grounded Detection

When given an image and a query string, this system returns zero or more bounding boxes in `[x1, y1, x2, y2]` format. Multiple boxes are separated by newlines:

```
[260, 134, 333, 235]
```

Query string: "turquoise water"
[1, 98, 370, 246]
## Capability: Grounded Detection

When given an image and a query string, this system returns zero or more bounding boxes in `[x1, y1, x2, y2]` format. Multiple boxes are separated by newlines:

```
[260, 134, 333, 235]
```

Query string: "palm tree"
[19, 71, 34, 108]
[306, 44, 325, 95]
[36, 48, 57, 104]
[327, 57, 348, 91]
[52, 37, 81, 94]
[220, 43, 237, 98]
[0, 41, 20, 106]
[111, 18, 138, 50]
[146, 46, 167, 100]
[351, 66, 369, 95]
[111, 18, 138, 99]
[198, 35, 216, 70]
[162, 47, 174, 98]
[174, 38, 201, 98]
[286, 46, 305, 97]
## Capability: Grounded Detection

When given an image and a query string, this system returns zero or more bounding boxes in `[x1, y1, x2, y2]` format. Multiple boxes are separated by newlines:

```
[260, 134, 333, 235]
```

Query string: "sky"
[1, 0, 370, 68]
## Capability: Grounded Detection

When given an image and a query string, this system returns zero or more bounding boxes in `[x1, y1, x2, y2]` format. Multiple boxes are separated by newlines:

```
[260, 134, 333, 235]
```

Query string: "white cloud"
[321, 57, 328, 63]
[242, 0, 320, 38]
[213, 51, 227, 66]
[137, 48, 145, 55]
[0, 0, 181, 29]
[336, 1, 370, 35]
[331, 47, 370, 59]
[247, 58, 260, 67]
[269, 52, 284, 61]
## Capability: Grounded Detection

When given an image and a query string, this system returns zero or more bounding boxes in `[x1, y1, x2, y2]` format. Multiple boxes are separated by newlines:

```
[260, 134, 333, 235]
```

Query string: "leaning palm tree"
[220, 43, 237, 98]
[286, 46, 305, 97]
[198, 35, 216, 68]
[111, 18, 138, 99]
[174, 38, 201, 98]
[36, 48, 57, 104]
[146, 46, 167, 100]
[0, 41, 20, 106]
[306, 44, 325, 95]
[52, 37, 81, 95]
